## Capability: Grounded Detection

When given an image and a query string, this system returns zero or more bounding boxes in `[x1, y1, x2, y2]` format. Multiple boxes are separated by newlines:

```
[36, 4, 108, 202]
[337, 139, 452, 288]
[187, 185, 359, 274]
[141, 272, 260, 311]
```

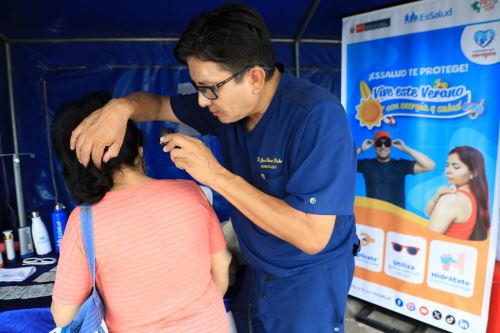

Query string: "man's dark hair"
[174, 3, 275, 80]
[51, 91, 143, 205]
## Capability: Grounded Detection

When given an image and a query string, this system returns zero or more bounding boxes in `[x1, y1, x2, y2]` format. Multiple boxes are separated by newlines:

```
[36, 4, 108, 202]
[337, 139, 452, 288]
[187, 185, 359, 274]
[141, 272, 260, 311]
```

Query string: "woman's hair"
[174, 3, 275, 80]
[52, 91, 143, 205]
[450, 146, 490, 240]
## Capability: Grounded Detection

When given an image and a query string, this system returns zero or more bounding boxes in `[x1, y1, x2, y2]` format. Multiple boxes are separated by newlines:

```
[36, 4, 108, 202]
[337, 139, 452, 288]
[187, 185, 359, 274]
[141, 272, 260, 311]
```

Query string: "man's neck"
[376, 156, 391, 163]
[246, 69, 281, 131]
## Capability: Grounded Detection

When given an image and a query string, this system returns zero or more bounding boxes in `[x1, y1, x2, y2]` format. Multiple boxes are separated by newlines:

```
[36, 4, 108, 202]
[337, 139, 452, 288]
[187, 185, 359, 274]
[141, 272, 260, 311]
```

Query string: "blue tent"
[0, 0, 414, 232]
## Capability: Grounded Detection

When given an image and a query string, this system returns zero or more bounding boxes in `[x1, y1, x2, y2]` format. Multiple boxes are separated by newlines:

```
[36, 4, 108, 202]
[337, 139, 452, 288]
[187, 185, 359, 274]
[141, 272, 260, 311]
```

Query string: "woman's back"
[53, 179, 228, 333]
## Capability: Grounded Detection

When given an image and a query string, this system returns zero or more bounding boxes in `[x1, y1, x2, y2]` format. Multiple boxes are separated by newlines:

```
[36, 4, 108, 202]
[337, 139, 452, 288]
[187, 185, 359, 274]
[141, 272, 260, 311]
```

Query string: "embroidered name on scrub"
[257, 156, 283, 169]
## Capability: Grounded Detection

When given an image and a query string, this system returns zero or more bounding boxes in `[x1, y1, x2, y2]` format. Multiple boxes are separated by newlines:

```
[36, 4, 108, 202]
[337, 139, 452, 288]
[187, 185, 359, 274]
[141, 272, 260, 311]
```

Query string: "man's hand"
[70, 98, 135, 168]
[161, 133, 224, 187]
[361, 139, 374, 152]
[392, 138, 407, 152]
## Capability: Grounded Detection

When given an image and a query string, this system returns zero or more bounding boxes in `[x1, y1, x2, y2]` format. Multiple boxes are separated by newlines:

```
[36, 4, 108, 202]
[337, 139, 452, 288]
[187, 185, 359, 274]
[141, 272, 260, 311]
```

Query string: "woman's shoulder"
[153, 179, 200, 191]
[440, 191, 472, 221]
[147, 179, 206, 200]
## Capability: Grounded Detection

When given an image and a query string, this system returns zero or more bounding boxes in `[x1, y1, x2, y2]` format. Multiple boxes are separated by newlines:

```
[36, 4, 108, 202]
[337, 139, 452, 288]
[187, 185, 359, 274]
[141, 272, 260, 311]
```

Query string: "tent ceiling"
[1, 0, 416, 41]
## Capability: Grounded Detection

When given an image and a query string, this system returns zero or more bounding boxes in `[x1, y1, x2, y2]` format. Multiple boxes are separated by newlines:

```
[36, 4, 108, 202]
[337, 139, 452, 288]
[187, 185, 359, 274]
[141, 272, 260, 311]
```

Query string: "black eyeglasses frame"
[190, 65, 272, 100]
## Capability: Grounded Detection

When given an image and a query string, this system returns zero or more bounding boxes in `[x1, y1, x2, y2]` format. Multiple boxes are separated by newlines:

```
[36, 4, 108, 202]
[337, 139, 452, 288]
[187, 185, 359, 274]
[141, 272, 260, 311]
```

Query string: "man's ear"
[248, 67, 267, 94]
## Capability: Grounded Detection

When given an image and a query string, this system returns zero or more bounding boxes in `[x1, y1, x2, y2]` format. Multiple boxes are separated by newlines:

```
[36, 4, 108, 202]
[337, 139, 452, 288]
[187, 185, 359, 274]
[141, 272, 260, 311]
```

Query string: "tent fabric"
[0, 40, 341, 231]
[0, 0, 413, 231]
[0, 0, 410, 40]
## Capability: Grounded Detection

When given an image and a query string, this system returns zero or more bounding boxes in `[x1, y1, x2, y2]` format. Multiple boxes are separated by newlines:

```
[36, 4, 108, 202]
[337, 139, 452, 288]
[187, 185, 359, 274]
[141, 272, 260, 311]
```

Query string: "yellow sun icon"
[355, 80, 385, 129]
[355, 98, 385, 129]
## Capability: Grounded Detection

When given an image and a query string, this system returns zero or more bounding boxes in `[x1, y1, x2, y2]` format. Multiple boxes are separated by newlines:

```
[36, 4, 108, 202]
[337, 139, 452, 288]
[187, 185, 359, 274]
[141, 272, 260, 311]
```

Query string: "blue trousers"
[231, 256, 355, 333]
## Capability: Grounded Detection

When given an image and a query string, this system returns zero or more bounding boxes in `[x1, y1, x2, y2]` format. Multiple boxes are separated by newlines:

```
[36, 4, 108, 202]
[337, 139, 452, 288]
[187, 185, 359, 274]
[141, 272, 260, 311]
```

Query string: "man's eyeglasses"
[191, 65, 272, 100]
[391, 242, 419, 255]
[375, 139, 391, 148]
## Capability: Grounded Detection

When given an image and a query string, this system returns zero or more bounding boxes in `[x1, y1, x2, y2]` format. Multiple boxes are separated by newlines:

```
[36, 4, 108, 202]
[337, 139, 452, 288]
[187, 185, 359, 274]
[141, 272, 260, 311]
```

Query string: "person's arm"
[211, 168, 336, 255]
[393, 139, 435, 174]
[161, 134, 335, 255]
[428, 194, 458, 233]
[425, 186, 456, 216]
[51, 303, 81, 327]
[51, 209, 92, 327]
[70, 92, 180, 168]
[210, 248, 232, 295]
[357, 139, 374, 156]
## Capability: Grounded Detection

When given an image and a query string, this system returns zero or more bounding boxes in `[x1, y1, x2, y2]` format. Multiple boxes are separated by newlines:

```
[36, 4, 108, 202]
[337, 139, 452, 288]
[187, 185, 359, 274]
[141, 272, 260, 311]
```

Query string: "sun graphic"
[356, 98, 385, 129]
[355, 80, 385, 129]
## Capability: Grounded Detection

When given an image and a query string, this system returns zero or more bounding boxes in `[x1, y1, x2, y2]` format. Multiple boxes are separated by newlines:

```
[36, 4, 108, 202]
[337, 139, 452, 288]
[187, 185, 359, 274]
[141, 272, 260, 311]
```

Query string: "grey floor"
[345, 297, 446, 333]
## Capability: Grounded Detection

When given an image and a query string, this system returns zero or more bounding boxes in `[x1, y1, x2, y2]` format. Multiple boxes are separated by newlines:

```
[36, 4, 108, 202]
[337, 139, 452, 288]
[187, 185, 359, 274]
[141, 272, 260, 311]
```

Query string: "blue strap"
[80, 205, 96, 287]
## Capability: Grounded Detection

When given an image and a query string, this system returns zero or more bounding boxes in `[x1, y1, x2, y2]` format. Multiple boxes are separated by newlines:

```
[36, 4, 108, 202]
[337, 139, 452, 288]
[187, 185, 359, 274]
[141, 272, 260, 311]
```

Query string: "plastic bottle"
[3, 230, 16, 261]
[18, 226, 35, 258]
[31, 211, 52, 255]
[51, 203, 67, 253]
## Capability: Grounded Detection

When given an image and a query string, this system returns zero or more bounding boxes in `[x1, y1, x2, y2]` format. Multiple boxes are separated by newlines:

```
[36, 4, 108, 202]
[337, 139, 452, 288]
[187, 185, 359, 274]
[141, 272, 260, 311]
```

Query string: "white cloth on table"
[0, 266, 36, 282]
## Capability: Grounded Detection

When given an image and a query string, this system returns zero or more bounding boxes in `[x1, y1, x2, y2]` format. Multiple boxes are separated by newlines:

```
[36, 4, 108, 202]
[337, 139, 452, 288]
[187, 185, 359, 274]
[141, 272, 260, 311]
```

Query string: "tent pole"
[5, 42, 27, 228]
[294, 0, 322, 78]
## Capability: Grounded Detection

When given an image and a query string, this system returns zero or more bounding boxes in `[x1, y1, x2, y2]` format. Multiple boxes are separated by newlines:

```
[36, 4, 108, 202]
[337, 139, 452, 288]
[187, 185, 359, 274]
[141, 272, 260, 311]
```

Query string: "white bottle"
[3, 230, 16, 261]
[31, 211, 52, 255]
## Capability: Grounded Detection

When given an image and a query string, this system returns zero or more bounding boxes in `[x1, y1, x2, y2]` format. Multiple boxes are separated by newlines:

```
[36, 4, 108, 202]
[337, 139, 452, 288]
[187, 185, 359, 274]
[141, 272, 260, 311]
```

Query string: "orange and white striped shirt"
[52, 180, 228, 333]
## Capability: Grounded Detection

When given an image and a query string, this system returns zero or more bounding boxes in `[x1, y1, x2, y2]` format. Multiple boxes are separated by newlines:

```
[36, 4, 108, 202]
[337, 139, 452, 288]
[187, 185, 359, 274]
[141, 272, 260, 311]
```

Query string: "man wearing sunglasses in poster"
[356, 130, 436, 209]
[69, 4, 359, 333]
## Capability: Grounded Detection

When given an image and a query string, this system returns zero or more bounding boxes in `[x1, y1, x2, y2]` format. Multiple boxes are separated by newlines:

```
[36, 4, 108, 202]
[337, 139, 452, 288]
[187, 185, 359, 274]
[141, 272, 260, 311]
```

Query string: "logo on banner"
[419, 306, 429, 316]
[474, 29, 495, 48]
[432, 310, 442, 320]
[446, 314, 456, 325]
[350, 18, 391, 34]
[355, 79, 483, 129]
[461, 22, 499, 65]
[471, 0, 497, 13]
[459, 319, 470, 330]
[404, 8, 452, 24]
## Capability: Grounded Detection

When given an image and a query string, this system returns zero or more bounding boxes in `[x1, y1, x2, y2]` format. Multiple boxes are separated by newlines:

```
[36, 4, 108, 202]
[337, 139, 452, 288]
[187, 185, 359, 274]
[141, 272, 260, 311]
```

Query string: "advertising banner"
[342, 0, 500, 331]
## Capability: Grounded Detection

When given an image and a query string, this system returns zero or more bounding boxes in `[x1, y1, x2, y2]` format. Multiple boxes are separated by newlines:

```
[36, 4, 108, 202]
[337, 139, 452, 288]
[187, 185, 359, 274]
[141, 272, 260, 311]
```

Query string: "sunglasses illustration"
[375, 139, 392, 148]
[391, 242, 420, 255]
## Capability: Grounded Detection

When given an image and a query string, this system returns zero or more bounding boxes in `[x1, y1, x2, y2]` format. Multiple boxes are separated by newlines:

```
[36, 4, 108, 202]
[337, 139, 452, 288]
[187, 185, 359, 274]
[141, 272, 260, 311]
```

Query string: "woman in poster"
[426, 146, 490, 241]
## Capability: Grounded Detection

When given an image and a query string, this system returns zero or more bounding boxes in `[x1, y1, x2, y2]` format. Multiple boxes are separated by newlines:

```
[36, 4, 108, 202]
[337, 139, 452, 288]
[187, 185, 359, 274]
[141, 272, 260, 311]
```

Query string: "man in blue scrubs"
[70, 4, 359, 332]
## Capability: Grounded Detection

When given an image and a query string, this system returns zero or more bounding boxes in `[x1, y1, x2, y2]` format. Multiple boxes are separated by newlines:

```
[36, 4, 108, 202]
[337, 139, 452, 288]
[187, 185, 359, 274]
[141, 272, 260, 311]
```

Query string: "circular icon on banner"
[461, 21, 500, 65]
[432, 310, 442, 320]
[419, 306, 429, 316]
[446, 314, 456, 325]
[395, 298, 404, 307]
[458, 319, 470, 330]
[406, 302, 416, 311]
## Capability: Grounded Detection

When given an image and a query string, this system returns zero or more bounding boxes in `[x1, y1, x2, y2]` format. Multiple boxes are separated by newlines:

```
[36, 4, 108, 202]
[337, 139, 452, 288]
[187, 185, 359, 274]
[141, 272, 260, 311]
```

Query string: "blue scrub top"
[171, 65, 358, 277]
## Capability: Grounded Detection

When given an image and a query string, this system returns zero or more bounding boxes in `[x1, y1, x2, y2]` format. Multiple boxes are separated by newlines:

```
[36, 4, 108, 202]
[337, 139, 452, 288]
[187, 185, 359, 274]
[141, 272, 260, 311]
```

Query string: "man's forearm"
[209, 168, 335, 255]
[405, 147, 436, 172]
[125, 92, 177, 122]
